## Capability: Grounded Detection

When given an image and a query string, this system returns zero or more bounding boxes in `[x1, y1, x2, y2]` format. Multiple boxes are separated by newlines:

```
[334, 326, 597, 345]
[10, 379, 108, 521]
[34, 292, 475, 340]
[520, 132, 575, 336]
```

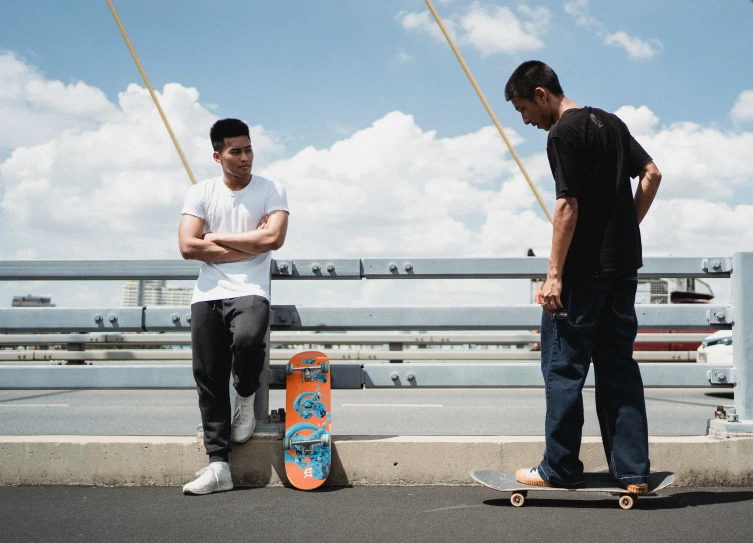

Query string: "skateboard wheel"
[282, 437, 291, 450]
[320, 361, 329, 374]
[618, 495, 635, 510]
[510, 493, 526, 507]
[285, 363, 294, 376]
[321, 433, 331, 447]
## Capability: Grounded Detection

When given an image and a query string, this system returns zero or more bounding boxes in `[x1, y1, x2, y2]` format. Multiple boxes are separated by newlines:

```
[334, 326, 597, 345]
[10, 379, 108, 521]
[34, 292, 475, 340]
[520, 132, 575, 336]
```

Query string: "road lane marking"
[341, 404, 443, 407]
[423, 505, 484, 513]
[0, 404, 69, 407]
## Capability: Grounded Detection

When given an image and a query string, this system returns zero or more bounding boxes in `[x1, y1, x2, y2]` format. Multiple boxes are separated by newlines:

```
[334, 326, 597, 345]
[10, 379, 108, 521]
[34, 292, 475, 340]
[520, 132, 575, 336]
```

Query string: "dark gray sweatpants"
[191, 295, 269, 462]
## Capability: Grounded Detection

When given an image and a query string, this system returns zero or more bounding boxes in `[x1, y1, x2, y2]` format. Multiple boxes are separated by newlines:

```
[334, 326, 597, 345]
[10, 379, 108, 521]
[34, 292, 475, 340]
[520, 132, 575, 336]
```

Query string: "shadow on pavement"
[482, 489, 753, 510]
[0, 390, 75, 403]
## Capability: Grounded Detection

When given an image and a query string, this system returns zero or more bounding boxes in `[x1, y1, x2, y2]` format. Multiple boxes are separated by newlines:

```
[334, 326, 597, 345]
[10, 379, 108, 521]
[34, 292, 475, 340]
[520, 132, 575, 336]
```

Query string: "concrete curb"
[2, 435, 753, 487]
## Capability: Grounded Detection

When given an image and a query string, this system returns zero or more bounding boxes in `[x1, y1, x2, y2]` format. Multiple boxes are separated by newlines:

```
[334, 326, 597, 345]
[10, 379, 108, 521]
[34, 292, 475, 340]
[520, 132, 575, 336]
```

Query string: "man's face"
[511, 91, 554, 131]
[214, 136, 253, 177]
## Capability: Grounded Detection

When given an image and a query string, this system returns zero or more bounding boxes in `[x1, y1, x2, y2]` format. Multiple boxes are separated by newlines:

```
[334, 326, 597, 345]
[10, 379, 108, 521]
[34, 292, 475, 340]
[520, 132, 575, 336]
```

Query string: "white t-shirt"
[181, 175, 289, 304]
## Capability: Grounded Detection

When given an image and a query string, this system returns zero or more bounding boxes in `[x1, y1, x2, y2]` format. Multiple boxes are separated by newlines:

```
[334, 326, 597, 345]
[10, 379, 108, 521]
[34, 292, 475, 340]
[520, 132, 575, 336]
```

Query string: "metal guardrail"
[0, 332, 712, 345]
[0, 254, 749, 430]
[0, 256, 733, 280]
[0, 363, 716, 390]
[0, 304, 732, 332]
[0, 348, 699, 362]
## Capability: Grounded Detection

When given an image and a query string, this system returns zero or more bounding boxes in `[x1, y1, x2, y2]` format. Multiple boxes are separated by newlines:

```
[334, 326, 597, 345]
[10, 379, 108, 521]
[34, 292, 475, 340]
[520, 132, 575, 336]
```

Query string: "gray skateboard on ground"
[471, 470, 675, 510]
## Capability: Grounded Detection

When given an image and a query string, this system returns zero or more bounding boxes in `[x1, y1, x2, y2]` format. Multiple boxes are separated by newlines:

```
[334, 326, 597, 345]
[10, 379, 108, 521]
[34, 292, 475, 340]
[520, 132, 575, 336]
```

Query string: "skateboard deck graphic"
[283, 351, 331, 490]
[471, 470, 675, 510]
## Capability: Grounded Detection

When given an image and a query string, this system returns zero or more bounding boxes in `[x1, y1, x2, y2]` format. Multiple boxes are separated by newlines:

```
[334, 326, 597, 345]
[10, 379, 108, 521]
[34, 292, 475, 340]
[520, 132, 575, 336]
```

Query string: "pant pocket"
[612, 277, 638, 321]
[566, 284, 601, 328]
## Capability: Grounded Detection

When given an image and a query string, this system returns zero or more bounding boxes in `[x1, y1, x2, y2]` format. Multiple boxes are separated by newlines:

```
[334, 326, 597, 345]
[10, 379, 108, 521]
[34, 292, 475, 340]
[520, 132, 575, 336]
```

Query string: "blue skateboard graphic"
[283, 416, 332, 480]
[294, 386, 328, 420]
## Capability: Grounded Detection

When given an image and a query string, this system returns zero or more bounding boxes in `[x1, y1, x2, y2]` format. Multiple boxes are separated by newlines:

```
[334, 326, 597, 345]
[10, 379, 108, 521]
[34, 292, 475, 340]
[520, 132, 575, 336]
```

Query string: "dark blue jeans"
[537, 273, 650, 488]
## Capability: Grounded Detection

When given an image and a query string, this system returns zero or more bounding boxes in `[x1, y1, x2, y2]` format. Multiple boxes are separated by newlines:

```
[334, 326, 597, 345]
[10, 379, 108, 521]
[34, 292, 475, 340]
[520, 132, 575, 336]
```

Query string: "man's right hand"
[540, 275, 564, 316]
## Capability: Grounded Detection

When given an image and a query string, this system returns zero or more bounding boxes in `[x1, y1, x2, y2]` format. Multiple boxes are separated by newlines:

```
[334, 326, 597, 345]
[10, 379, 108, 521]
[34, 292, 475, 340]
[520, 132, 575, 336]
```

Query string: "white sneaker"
[182, 462, 233, 495]
[515, 466, 550, 487]
[231, 393, 256, 443]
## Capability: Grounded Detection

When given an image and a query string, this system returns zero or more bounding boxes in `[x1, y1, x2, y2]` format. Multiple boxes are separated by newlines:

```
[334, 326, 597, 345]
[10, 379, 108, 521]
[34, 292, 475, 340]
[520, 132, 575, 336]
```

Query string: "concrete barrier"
[2, 434, 753, 487]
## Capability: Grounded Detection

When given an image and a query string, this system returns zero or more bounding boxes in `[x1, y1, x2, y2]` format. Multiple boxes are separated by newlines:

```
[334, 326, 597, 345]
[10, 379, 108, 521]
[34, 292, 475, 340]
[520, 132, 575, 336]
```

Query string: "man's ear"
[534, 87, 548, 105]
[213, 151, 221, 164]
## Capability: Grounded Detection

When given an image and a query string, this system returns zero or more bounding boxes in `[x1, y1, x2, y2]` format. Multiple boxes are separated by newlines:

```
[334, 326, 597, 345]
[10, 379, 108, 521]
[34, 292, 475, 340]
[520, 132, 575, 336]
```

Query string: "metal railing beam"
[0, 257, 732, 281]
[0, 349, 698, 362]
[0, 363, 715, 389]
[0, 305, 730, 333]
[0, 332, 711, 346]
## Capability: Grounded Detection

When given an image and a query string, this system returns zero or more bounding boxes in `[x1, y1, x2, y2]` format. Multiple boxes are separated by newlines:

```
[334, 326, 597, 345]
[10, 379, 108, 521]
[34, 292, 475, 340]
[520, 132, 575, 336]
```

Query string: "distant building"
[121, 280, 193, 306]
[12, 295, 55, 307]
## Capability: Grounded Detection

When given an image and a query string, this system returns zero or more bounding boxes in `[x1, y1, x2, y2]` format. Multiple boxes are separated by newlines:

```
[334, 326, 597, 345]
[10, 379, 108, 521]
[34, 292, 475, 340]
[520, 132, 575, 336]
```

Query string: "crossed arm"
[178, 210, 289, 264]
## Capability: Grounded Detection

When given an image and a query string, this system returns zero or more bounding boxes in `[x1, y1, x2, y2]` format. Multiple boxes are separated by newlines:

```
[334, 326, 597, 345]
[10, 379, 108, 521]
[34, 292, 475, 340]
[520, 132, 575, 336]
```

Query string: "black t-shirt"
[546, 107, 652, 279]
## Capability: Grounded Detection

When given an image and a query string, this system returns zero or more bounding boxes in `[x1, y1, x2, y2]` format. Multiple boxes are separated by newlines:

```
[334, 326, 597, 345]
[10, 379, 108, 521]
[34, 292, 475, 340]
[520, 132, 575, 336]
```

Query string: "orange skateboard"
[283, 351, 331, 490]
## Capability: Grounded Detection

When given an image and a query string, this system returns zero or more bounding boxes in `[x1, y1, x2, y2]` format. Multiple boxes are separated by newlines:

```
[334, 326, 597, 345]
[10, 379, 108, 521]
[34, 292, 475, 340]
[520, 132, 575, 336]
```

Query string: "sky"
[0, 0, 752, 309]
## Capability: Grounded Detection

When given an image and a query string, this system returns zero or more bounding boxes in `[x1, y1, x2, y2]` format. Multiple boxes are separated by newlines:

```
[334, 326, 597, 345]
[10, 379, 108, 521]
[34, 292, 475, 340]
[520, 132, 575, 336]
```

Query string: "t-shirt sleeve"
[181, 184, 205, 219]
[264, 181, 289, 214]
[628, 136, 653, 178]
[547, 136, 583, 199]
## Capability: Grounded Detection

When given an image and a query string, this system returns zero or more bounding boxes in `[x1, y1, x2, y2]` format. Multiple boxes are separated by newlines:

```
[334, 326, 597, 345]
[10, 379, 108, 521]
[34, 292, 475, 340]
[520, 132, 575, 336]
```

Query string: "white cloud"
[730, 90, 753, 123]
[396, 49, 414, 63]
[641, 199, 753, 258]
[0, 52, 119, 149]
[0, 72, 283, 264]
[564, 0, 663, 60]
[398, 10, 446, 42]
[563, 0, 598, 26]
[398, 3, 550, 56]
[614, 105, 753, 200]
[264, 111, 544, 260]
[603, 31, 663, 60]
[613, 105, 659, 137]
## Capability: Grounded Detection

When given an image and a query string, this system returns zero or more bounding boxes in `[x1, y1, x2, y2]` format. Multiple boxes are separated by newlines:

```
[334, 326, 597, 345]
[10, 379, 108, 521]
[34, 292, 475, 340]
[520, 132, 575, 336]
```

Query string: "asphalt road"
[0, 387, 734, 436]
[1, 485, 752, 543]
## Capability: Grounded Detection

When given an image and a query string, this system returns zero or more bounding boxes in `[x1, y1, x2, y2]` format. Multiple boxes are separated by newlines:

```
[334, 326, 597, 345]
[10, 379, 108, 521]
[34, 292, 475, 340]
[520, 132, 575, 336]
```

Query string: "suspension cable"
[424, 0, 553, 224]
[106, 0, 197, 184]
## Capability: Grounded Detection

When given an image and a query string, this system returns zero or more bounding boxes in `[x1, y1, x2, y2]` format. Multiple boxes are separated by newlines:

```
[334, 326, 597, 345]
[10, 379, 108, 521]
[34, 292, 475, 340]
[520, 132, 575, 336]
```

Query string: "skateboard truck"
[283, 433, 331, 453]
[285, 362, 329, 381]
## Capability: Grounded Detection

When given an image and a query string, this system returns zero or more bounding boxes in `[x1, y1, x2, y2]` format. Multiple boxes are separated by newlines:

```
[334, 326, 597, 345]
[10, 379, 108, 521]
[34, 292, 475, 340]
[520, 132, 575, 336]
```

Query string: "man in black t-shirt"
[504, 61, 662, 493]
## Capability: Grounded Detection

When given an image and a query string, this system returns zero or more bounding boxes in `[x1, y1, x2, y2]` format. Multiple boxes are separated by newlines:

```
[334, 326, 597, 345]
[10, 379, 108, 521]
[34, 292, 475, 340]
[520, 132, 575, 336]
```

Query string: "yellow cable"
[424, 0, 553, 224]
[106, 0, 197, 185]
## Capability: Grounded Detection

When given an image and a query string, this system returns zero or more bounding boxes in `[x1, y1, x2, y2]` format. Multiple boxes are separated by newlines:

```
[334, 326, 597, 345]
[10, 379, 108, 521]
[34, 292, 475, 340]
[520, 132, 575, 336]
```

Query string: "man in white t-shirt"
[178, 118, 289, 495]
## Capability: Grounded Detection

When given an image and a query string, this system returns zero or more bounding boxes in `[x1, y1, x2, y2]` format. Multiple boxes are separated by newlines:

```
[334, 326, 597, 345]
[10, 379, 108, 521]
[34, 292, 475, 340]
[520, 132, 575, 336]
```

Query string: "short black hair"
[210, 118, 250, 152]
[504, 61, 564, 101]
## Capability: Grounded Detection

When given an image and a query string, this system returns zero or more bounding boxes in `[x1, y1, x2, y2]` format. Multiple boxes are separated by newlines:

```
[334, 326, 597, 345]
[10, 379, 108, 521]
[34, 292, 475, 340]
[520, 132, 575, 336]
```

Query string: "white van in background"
[697, 330, 733, 366]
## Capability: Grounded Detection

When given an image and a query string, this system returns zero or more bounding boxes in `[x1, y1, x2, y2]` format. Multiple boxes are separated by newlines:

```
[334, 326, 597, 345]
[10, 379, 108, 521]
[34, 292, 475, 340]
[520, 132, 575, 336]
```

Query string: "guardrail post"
[389, 342, 403, 363]
[732, 253, 753, 421]
[254, 275, 272, 429]
[254, 326, 271, 425]
[709, 252, 753, 435]
[65, 342, 85, 365]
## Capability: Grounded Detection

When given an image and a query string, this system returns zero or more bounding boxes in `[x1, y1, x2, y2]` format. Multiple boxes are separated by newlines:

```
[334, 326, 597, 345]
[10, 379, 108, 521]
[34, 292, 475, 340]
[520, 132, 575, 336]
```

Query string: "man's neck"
[223, 173, 252, 191]
[553, 96, 581, 123]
